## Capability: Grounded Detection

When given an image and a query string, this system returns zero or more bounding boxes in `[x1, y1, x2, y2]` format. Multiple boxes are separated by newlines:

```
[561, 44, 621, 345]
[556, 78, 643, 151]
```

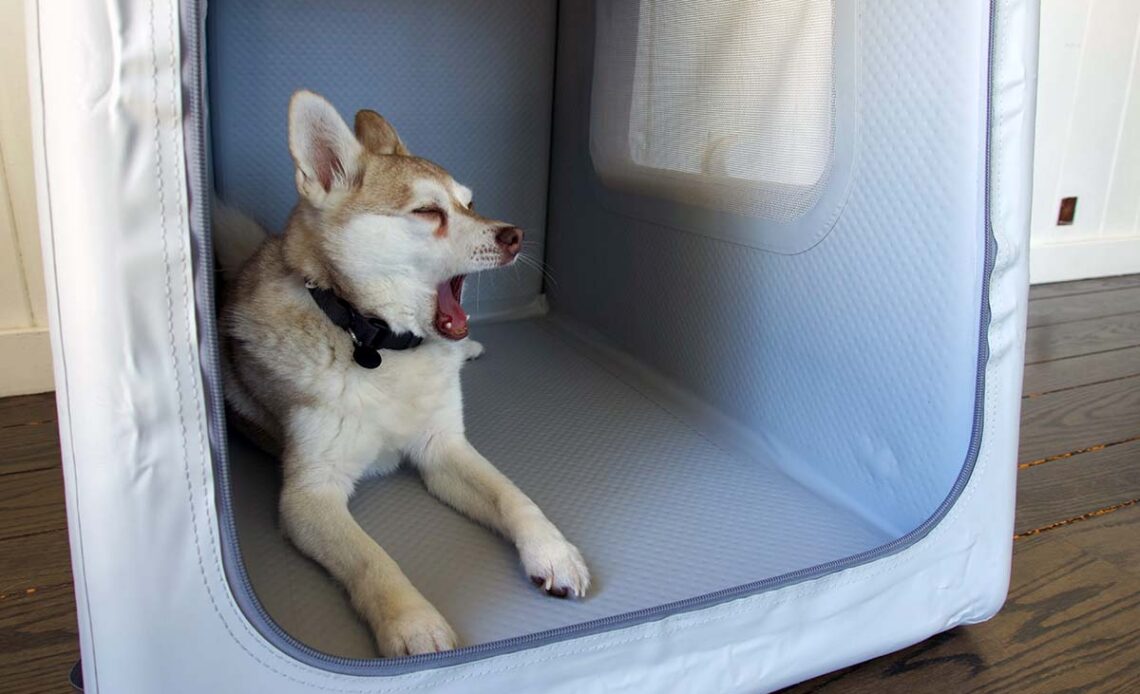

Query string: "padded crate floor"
[229, 318, 891, 658]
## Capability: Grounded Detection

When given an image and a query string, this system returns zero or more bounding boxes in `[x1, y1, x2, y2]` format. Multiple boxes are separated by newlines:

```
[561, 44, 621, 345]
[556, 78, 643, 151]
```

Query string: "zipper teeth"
[196, 0, 1002, 677]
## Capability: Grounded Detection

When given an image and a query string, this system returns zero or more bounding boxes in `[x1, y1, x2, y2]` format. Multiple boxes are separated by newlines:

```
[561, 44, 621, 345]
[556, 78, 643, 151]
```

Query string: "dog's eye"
[412, 206, 444, 219]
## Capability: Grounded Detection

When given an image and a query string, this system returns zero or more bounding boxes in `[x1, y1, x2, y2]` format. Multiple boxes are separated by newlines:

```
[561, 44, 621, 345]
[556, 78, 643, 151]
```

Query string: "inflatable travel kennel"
[28, 0, 1038, 691]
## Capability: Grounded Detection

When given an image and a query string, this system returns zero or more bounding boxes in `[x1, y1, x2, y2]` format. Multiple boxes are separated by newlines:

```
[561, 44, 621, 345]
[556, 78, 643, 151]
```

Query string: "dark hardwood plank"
[781, 530, 1140, 693]
[1018, 377, 1140, 463]
[0, 529, 73, 596]
[1028, 287, 1140, 328]
[0, 393, 56, 429]
[0, 583, 79, 694]
[1025, 313, 1140, 364]
[1030, 274, 1140, 301]
[0, 418, 61, 477]
[1014, 439, 1140, 534]
[1022, 346, 1140, 396]
[0, 529, 77, 694]
[1058, 505, 1140, 581]
[0, 393, 61, 477]
[0, 469, 68, 542]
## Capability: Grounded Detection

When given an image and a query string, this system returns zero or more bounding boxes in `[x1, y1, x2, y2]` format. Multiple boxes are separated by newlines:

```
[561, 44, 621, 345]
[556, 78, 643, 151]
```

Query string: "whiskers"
[516, 243, 558, 288]
[466, 243, 557, 314]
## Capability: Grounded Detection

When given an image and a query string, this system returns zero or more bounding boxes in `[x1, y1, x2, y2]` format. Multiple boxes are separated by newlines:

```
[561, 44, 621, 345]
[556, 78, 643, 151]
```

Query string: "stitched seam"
[147, 0, 335, 685]
[147, 2, 228, 674]
[160, 0, 262, 669]
[146, 1, 406, 684]
[144, 1, 344, 686]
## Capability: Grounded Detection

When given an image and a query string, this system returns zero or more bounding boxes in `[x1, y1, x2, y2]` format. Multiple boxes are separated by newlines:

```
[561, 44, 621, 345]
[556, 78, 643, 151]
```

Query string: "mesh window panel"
[591, 0, 835, 222]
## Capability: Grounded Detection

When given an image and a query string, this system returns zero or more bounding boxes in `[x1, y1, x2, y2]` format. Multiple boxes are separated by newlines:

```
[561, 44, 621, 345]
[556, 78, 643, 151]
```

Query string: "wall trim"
[1029, 236, 1140, 284]
[0, 327, 53, 395]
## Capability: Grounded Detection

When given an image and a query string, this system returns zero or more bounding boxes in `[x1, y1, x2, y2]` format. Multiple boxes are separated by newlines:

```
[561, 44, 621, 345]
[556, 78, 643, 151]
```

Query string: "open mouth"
[434, 275, 468, 340]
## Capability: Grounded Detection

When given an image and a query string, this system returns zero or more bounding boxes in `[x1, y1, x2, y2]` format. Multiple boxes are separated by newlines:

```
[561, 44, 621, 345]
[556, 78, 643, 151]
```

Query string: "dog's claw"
[530, 575, 572, 598]
[520, 529, 590, 600]
[373, 601, 458, 658]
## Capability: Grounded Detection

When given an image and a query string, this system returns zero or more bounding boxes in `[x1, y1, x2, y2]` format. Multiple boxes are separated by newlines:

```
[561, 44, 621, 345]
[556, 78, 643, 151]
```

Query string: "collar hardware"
[305, 280, 424, 369]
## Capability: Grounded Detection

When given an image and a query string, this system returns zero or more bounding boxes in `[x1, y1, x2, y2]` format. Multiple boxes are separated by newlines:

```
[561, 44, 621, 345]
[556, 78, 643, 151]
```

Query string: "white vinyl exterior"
[26, 0, 1038, 691]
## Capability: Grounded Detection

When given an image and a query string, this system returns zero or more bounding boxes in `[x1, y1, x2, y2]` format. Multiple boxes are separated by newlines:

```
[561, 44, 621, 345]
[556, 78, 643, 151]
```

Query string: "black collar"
[305, 280, 424, 369]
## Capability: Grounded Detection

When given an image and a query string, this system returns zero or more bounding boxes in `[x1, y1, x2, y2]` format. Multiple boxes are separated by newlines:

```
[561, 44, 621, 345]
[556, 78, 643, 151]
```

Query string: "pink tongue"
[435, 280, 468, 339]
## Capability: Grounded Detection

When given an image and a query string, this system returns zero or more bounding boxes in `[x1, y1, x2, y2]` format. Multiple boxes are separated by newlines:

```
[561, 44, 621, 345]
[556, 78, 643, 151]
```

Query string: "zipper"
[191, 0, 1002, 677]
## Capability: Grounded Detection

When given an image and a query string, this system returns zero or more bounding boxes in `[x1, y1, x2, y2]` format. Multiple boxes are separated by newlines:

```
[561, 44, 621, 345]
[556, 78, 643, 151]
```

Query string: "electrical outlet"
[1057, 196, 1077, 226]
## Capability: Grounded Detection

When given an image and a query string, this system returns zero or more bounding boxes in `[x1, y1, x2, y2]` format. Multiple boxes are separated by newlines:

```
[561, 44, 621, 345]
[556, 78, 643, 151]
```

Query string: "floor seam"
[1018, 435, 1140, 470]
[1023, 371, 1140, 399]
[1024, 344, 1140, 366]
[1028, 308, 1140, 330]
[1014, 499, 1140, 540]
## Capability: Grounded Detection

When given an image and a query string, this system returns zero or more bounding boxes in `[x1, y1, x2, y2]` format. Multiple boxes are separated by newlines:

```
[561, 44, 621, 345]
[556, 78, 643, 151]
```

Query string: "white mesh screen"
[591, 0, 835, 222]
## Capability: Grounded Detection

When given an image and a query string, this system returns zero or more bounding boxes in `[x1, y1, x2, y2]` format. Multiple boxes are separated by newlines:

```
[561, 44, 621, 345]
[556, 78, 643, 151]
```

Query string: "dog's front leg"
[413, 434, 590, 598]
[280, 435, 457, 656]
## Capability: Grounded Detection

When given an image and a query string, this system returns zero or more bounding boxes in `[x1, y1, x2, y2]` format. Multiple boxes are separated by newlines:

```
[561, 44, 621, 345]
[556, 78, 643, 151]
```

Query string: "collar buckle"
[304, 279, 424, 369]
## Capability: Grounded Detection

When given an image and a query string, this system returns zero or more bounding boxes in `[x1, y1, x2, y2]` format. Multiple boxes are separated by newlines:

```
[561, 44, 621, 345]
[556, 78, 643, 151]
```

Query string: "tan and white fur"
[214, 90, 589, 657]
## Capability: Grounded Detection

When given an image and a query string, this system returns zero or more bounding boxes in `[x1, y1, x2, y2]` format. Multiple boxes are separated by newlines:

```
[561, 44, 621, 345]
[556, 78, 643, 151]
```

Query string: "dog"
[213, 90, 589, 657]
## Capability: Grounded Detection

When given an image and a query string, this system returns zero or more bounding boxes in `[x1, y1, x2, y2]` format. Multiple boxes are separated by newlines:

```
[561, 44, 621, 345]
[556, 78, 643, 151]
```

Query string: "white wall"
[1031, 0, 1140, 283]
[0, 0, 53, 396]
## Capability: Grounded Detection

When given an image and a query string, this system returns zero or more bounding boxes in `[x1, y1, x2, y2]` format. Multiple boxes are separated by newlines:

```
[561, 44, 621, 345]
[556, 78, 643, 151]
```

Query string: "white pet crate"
[27, 0, 1039, 691]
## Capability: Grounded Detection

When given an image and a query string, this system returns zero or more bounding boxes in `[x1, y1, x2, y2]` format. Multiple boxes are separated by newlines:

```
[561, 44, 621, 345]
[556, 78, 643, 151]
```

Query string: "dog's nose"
[495, 226, 523, 257]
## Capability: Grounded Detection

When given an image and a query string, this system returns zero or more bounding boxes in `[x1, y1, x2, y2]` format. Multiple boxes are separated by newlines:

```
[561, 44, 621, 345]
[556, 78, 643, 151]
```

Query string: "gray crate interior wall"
[207, 0, 993, 663]
[208, 0, 558, 317]
[547, 1, 989, 535]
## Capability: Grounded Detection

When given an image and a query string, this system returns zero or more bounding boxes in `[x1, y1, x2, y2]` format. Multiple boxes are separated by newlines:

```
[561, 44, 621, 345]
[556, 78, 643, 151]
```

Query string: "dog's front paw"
[374, 601, 458, 657]
[461, 339, 485, 361]
[518, 527, 590, 599]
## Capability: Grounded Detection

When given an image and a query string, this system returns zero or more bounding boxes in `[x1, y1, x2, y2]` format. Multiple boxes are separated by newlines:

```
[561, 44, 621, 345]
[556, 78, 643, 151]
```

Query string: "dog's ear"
[354, 110, 410, 156]
[288, 90, 363, 206]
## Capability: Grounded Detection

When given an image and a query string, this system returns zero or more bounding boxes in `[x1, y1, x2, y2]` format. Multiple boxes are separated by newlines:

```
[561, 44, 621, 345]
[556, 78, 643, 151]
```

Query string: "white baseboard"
[1029, 236, 1140, 284]
[0, 327, 53, 396]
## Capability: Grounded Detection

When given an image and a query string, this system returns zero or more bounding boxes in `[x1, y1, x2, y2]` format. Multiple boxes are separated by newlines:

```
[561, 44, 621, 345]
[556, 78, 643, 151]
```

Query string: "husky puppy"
[215, 90, 588, 656]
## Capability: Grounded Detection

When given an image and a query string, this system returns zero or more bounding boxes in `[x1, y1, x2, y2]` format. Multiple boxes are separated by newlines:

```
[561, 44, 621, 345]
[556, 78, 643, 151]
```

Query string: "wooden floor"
[2, 275, 1139, 693]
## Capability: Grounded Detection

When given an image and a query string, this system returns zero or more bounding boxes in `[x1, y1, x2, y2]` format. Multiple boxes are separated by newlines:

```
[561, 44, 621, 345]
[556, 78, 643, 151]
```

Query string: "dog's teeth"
[444, 320, 452, 328]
